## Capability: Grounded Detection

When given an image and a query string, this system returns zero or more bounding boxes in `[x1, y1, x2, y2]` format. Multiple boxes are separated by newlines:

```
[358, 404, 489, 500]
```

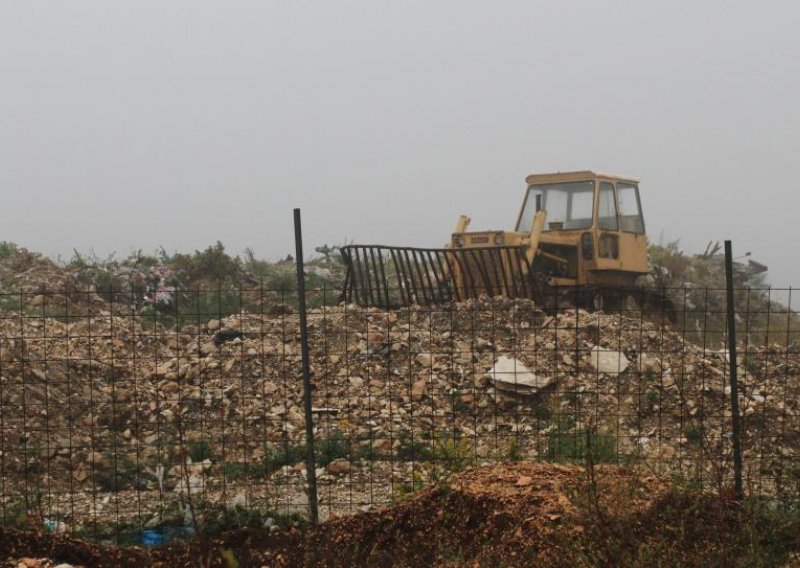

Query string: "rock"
[288, 408, 305, 427]
[488, 356, 554, 395]
[286, 493, 309, 515]
[0, 347, 15, 362]
[115, 388, 133, 403]
[411, 378, 428, 400]
[516, 475, 533, 486]
[638, 353, 660, 372]
[200, 341, 218, 355]
[153, 364, 172, 377]
[30, 294, 47, 306]
[372, 438, 393, 454]
[590, 346, 630, 375]
[39, 445, 57, 459]
[182, 459, 213, 476]
[173, 473, 205, 495]
[415, 353, 433, 367]
[326, 458, 353, 475]
[31, 368, 47, 381]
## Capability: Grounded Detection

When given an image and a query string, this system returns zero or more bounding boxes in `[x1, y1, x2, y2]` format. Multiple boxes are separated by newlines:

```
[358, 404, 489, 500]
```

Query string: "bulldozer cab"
[515, 171, 648, 286]
[517, 172, 645, 236]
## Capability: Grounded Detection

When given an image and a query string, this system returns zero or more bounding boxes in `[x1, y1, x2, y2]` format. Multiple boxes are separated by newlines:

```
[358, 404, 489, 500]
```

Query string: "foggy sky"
[1, 1, 799, 286]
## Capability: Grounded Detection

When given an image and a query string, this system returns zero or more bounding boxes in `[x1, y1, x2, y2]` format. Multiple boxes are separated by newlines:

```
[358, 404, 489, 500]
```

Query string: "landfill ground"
[2, 291, 798, 532]
[2, 462, 800, 567]
[1, 246, 799, 566]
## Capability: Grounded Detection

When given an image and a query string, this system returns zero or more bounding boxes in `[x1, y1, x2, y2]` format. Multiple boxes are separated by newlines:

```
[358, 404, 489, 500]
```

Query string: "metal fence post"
[294, 208, 319, 523]
[724, 240, 744, 499]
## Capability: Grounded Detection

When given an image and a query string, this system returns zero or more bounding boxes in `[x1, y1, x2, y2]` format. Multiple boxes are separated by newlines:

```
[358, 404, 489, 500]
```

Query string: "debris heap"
[0, 296, 798, 531]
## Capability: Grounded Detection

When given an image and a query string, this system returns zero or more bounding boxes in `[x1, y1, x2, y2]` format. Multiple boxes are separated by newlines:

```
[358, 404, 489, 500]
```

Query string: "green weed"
[545, 421, 617, 464]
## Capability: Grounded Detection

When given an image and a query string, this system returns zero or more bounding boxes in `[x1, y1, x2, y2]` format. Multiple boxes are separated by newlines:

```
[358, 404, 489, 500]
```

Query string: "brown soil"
[5, 462, 786, 568]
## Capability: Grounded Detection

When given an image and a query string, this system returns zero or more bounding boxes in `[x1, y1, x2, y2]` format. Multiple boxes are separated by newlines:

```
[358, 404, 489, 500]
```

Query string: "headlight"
[453, 234, 465, 247]
[494, 233, 505, 246]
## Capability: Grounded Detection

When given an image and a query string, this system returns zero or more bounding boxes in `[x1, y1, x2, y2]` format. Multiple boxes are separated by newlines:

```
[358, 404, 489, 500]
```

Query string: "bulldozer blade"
[341, 245, 534, 308]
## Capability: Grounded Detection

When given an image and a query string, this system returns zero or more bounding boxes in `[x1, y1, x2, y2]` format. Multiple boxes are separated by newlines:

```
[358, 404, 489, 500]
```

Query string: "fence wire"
[0, 284, 798, 545]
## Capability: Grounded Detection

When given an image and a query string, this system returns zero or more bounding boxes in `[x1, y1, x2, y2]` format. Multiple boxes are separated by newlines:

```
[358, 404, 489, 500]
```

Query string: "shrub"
[393, 470, 426, 501]
[316, 430, 350, 467]
[265, 441, 307, 471]
[546, 425, 617, 464]
[684, 426, 702, 445]
[94, 456, 148, 491]
[220, 461, 267, 481]
[395, 429, 432, 462]
[0, 241, 19, 260]
[503, 438, 523, 462]
[429, 432, 474, 476]
[188, 440, 214, 463]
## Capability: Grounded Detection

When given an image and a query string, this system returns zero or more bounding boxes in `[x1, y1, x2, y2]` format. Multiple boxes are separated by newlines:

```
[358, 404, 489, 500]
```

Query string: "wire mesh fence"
[0, 283, 798, 545]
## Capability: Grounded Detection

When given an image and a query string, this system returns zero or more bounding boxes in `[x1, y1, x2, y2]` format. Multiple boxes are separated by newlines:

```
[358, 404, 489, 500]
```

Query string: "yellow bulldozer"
[341, 170, 668, 313]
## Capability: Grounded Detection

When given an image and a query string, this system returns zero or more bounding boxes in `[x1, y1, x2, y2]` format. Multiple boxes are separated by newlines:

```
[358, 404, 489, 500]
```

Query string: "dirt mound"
[3, 463, 797, 567]
[274, 462, 666, 568]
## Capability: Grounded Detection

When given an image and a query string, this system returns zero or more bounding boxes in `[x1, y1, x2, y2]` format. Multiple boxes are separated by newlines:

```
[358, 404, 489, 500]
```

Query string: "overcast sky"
[1, 1, 799, 285]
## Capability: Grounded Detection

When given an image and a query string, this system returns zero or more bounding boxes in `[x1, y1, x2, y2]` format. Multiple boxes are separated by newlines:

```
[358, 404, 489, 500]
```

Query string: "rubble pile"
[0, 296, 798, 531]
[0, 248, 91, 311]
[0, 247, 153, 315]
[0, 244, 339, 320]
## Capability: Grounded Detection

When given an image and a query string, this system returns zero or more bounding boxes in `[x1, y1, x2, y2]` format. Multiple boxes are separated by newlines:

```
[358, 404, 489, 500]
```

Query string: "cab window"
[597, 182, 618, 230]
[517, 181, 594, 232]
[617, 183, 645, 233]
